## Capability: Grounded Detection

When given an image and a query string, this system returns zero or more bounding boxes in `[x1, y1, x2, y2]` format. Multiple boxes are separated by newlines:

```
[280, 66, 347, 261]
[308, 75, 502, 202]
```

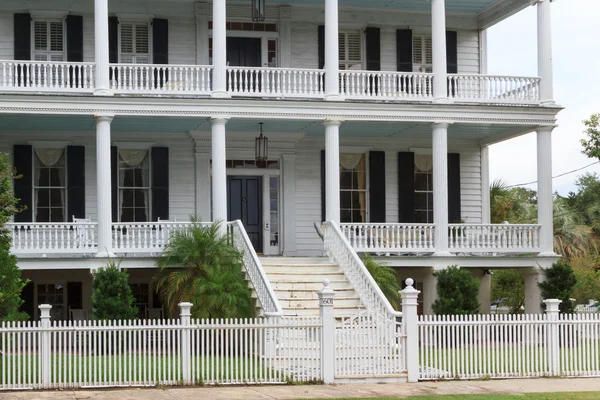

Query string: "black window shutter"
[446, 31, 458, 74]
[396, 29, 413, 72]
[67, 281, 83, 310]
[14, 14, 31, 60]
[66, 15, 83, 62]
[20, 281, 34, 320]
[318, 25, 325, 69]
[447, 153, 461, 223]
[369, 151, 386, 223]
[13, 145, 33, 222]
[67, 146, 85, 221]
[111, 146, 118, 222]
[366, 27, 381, 71]
[320, 150, 326, 223]
[151, 147, 169, 221]
[397, 152, 415, 223]
[108, 17, 119, 63]
[152, 19, 169, 64]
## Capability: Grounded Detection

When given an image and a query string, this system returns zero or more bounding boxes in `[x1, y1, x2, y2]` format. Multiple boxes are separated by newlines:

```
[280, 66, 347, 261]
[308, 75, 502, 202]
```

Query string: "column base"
[433, 97, 452, 104]
[537, 251, 559, 257]
[324, 93, 343, 101]
[94, 88, 114, 96]
[211, 90, 231, 99]
[432, 251, 455, 257]
[94, 251, 116, 259]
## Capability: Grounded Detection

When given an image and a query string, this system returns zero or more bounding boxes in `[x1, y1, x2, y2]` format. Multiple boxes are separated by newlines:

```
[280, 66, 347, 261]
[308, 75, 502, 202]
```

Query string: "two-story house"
[0, 0, 561, 320]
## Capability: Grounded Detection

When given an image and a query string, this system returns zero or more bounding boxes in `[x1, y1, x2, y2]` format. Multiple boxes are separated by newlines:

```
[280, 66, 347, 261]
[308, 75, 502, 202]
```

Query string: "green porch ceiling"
[0, 114, 532, 142]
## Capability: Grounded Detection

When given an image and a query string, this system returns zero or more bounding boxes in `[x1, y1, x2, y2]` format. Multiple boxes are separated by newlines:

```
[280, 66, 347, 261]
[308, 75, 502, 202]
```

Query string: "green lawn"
[302, 394, 600, 400]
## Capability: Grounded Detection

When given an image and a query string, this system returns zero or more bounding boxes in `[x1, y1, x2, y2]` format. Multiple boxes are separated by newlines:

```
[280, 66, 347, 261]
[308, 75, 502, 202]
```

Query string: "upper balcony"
[0, 0, 548, 107]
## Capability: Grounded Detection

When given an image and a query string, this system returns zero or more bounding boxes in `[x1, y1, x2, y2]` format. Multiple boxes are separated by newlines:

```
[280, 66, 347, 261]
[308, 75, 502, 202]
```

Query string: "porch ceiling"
[0, 114, 533, 143]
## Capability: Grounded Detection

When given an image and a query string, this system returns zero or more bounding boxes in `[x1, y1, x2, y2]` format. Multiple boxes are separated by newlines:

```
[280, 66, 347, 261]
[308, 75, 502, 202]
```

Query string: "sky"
[487, 0, 600, 196]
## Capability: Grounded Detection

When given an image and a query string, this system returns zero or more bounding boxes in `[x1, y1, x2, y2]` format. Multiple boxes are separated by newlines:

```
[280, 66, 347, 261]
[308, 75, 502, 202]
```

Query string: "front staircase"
[259, 257, 364, 318]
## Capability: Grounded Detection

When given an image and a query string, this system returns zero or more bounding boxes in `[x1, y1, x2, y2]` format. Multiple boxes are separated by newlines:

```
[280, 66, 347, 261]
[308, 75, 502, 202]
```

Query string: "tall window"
[34, 148, 66, 222]
[120, 22, 150, 64]
[340, 153, 367, 223]
[129, 283, 149, 319]
[414, 155, 433, 223]
[32, 20, 65, 61]
[339, 30, 362, 70]
[412, 35, 432, 73]
[37, 283, 65, 320]
[118, 149, 150, 222]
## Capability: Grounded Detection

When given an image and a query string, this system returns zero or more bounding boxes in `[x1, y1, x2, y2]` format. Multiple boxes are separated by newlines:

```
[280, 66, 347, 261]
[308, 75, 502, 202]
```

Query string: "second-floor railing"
[340, 71, 434, 100]
[7, 222, 97, 254]
[112, 221, 198, 253]
[340, 223, 436, 253]
[0, 61, 95, 93]
[448, 74, 540, 103]
[448, 223, 541, 253]
[226, 67, 325, 98]
[109, 64, 213, 95]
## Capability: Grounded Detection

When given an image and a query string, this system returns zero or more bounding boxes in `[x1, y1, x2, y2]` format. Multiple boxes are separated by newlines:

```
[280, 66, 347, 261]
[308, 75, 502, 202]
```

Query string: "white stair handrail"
[323, 221, 401, 319]
[227, 220, 283, 317]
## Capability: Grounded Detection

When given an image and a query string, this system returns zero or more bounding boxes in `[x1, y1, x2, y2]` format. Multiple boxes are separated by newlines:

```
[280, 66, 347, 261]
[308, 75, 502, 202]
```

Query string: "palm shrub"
[539, 261, 577, 313]
[432, 266, 480, 315]
[361, 254, 400, 309]
[153, 221, 254, 319]
[91, 261, 138, 320]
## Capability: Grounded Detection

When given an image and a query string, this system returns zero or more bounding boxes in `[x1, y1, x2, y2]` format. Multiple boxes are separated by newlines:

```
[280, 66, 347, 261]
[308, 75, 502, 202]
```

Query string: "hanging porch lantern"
[255, 123, 268, 168]
[252, 0, 266, 22]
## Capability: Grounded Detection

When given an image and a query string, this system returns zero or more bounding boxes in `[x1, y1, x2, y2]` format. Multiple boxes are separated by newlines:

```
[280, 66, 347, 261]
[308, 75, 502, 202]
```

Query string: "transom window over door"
[120, 22, 150, 64]
[32, 20, 65, 61]
[339, 30, 362, 70]
[414, 155, 433, 223]
[412, 35, 432, 73]
[340, 153, 367, 223]
[34, 148, 66, 222]
[119, 149, 150, 222]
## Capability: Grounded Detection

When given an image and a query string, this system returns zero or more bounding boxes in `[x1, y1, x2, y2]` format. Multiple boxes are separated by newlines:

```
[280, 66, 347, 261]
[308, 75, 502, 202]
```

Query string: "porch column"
[95, 115, 115, 257]
[211, 118, 228, 225]
[423, 269, 438, 315]
[278, 6, 292, 68]
[282, 154, 297, 255]
[524, 267, 545, 314]
[195, 151, 211, 221]
[324, 0, 340, 100]
[432, 123, 451, 256]
[211, 0, 229, 97]
[431, 0, 448, 102]
[481, 145, 491, 224]
[537, 126, 556, 256]
[534, 0, 554, 105]
[94, 0, 112, 95]
[324, 120, 341, 223]
[195, 3, 210, 65]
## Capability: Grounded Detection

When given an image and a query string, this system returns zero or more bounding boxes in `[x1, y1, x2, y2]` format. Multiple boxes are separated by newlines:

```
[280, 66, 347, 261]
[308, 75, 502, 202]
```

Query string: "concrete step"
[260, 257, 332, 265]
[274, 289, 357, 299]
[265, 272, 345, 282]
[283, 306, 365, 317]
[262, 264, 341, 274]
[279, 297, 362, 309]
[271, 280, 353, 291]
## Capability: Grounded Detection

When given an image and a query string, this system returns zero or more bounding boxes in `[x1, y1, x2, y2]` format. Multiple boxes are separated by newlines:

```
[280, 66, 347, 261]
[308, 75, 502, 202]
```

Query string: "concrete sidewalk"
[1, 378, 598, 400]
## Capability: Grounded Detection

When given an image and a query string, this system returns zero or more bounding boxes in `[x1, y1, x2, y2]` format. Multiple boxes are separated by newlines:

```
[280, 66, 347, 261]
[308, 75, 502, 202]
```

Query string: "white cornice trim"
[116, 13, 155, 21]
[28, 140, 71, 148]
[113, 141, 155, 149]
[30, 10, 68, 19]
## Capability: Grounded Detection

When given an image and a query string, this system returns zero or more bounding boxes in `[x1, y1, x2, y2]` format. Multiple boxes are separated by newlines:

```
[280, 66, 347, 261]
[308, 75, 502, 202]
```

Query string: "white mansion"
[0, 0, 560, 320]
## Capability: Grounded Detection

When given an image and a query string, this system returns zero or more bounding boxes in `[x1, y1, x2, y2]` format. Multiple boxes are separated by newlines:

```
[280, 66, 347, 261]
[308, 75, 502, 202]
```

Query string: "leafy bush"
[91, 261, 138, 320]
[539, 261, 577, 313]
[432, 266, 480, 315]
[491, 269, 525, 314]
[154, 221, 254, 319]
[361, 254, 400, 309]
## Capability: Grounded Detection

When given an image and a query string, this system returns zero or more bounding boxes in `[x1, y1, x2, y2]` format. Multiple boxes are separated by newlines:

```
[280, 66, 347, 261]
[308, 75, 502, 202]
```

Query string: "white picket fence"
[416, 302, 600, 380]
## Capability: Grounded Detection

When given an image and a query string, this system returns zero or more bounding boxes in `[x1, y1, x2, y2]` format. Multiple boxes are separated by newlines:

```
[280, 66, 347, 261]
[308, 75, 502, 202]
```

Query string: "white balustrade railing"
[323, 221, 401, 322]
[340, 223, 435, 253]
[110, 64, 213, 94]
[448, 74, 540, 103]
[448, 223, 541, 253]
[226, 67, 325, 98]
[112, 221, 197, 253]
[0, 61, 95, 92]
[228, 220, 283, 316]
[340, 70, 434, 100]
[6, 222, 97, 254]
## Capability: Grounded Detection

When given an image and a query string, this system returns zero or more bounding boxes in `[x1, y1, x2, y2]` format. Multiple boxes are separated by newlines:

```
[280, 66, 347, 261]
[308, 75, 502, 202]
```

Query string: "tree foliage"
[539, 261, 577, 314]
[361, 254, 400, 309]
[432, 266, 480, 315]
[153, 221, 254, 319]
[490, 269, 525, 314]
[581, 113, 600, 161]
[91, 261, 138, 321]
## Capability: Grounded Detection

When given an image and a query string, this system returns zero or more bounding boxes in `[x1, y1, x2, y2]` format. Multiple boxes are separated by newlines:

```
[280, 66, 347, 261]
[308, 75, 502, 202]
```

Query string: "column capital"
[535, 125, 556, 134]
[323, 119, 343, 127]
[94, 114, 114, 123]
[530, 0, 552, 5]
[195, 2, 208, 15]
[432, 122, 450, 130]
[210, 117, 230, 125]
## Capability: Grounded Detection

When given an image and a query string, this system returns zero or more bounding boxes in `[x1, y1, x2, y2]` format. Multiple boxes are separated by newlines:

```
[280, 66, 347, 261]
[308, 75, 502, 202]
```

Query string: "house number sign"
[321, 298, 333, 305]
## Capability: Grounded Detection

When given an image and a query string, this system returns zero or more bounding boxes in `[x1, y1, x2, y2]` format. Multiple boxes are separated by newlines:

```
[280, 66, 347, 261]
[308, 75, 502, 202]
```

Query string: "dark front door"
[227, 37, 262, 67]
[228, 176, 262, 253]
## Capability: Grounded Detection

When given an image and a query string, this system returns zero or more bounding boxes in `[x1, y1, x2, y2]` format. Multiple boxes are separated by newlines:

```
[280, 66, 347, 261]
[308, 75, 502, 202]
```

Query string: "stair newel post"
[318, 279, 336, 384]
[400, 278, 420, 382]
[178, 302, 193, 384]
[39, 304, 52, 388]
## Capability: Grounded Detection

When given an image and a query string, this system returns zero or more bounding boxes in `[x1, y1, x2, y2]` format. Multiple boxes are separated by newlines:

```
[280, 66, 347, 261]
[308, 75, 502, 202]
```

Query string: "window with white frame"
[340, 153, 367, 223]
[338, 30, 362, 70]
[412, 35, 432, 73]
[118, 149, 150, 222]
[34, 148, 66, 222]
[37, 283, 65, 320]
[32, 19, 65, 62]
[414, 154, 433, 223]
[120, 21, 150, 64]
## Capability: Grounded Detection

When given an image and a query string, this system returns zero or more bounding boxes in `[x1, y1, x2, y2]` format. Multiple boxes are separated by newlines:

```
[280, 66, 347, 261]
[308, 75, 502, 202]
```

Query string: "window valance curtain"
[339, 153, 363, 170]
[119, 149, 148, 167]
[34, 148, 64, 167]
[415, 154, 433, 172]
